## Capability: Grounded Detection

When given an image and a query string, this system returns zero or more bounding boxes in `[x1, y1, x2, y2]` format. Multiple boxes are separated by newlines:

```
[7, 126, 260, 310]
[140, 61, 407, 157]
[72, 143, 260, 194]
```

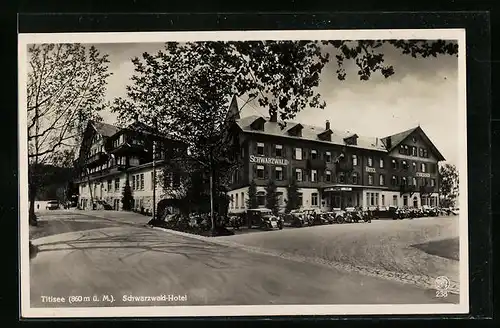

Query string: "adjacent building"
[74, 121, 185, 212]
[225, 101, 445, 213]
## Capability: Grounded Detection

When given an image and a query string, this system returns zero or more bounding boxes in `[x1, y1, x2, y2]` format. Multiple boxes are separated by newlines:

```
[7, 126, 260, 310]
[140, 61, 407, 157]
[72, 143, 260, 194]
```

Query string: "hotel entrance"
[323, 186, 361, 210]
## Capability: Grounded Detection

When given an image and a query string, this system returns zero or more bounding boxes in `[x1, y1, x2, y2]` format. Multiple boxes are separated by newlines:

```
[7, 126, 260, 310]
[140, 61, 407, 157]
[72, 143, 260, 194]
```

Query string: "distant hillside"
[33, 164, 75, 201]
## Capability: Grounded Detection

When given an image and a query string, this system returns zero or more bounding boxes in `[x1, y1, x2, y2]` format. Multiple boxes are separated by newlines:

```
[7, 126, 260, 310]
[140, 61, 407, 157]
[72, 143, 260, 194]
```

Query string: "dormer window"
[287, 124, 303, 137]
[318, 129, 332, 141]
[344, 134, 358, 145]
[250, 117, 266, 131]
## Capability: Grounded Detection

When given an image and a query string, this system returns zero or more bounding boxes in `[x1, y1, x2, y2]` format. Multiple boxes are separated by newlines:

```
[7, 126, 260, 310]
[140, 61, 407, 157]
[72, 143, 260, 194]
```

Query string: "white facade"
[78, 165, 181, 212]
[228, 185, 439, 213]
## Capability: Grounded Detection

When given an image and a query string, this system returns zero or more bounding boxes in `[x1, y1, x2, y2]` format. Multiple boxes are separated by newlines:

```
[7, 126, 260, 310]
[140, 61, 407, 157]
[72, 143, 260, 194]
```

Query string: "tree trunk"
[28, 181, 38, 226]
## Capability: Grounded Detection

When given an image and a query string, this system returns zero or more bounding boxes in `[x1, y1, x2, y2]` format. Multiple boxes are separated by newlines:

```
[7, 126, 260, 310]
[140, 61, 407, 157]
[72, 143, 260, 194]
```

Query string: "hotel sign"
[365, 167, 376, 173]
[324, 187, 352, 192]
[249, 155, 289, 166]
[416, 172, 431, 178]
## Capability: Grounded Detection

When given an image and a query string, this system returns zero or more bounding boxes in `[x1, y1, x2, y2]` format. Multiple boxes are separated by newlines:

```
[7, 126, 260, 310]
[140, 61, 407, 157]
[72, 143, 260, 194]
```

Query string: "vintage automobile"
[302, 208, 329, 225]
[283, 209, 308, 227]
[326, 208, 347, 224]
[246, 208, 284, 230]
[45, 200, 60, 210]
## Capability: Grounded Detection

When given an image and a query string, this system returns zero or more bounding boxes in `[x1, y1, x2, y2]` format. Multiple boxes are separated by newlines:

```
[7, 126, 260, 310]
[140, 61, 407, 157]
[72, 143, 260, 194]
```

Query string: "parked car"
[246, 208, 283, 230]
[283, 209, 308, 227]
[45, 200, 60, 210]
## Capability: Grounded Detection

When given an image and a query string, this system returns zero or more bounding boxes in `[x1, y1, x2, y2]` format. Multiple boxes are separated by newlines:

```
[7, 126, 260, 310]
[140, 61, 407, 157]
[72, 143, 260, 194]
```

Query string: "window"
[325, 170, 332, 182]
[132, 176, 136, 190]
[412, 177, 417, 186]
[352, 155, 358, 166]
[257, 165, 265, 179]
[392, 195, 398, 206]
[311, 169, 318, 182]
[401, 177, 407, 186]
[402, 161, 408, 170]
[379, 174, 385, 186]
[412, 162, 417, 171]
[381, 195, 385, 206]
[130, 157, 140, 166]
[419, 148, 424, 157]
[421, 163, 427, 173]
[241, 192, 245, 208]
[338, 172, 345, 183]
[275, 144, 283, 157]
[257, 191, 266, 206]
[404, 145, 409, 155]
[403, 196, 408, 206]
[311, 150, 318, 160]
[295, 148, 302, 160]
[257, 142, 265, 156]
[295, 168, 303, 181]
[431, 179, 436, 187]
[379, 158, 384, 168]
[298, 193, 303, 206]
[325, 151, 332, 163]
[275, 167, 283, 180]
[412, 146, 418, 156]
[368, 174, 374, 185]
[367, 156, 373, 167]
[140, 174, 144, 190]
[391, 175, 397, 186]
[235, 194, 239, 208]
[107, 180, 112, 192]
[399, 145, 405, 154]
[392, 159, 398, 169]
[311, 193, 319, 206]
[423, 149, 429, 158]
[230, 195, 234, 209]
[277, 192, 284, 206]
[352, 172, 358, 184]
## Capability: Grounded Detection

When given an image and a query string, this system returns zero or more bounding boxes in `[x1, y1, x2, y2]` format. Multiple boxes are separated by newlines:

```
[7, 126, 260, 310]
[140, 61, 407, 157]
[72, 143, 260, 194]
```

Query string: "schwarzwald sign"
[249, 155, 289, 166]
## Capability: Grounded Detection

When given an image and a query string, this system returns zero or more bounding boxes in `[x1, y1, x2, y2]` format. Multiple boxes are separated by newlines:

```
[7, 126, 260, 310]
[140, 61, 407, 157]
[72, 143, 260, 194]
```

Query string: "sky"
[92, 41, 460, 165]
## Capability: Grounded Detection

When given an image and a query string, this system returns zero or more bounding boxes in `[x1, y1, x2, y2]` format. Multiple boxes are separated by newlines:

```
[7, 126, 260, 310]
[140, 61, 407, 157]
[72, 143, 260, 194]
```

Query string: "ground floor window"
[403, 195, 408, 206]
[392, 195, 398, 206]
[257, 191, 266, 207]
[311, 193, 318, 206]
[277, 192, 284, 206]
[366, 192, 379, 207]
[413, 197, 418, 208]
[381, 194, 385, 206]
[298, 193, 303, 206]
[240, 192, 245, 209]
[422, 196, 428, 206]
[235, 193, 239, 208]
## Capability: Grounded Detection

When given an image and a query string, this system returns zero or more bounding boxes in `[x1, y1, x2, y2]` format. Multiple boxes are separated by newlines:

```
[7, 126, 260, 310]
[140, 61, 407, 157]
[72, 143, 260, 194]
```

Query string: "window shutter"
[292, 148, 296, 160]
[302, 149, 306, 159]
[283, 147, 287, 157]
[264, 165, 269, 179]
[253, 165, 257, 177]
[253, 142, 257, 154]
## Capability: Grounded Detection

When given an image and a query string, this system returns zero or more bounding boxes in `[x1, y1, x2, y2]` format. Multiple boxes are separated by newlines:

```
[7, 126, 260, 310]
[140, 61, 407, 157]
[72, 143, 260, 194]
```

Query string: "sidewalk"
[74, 210, 152, 226]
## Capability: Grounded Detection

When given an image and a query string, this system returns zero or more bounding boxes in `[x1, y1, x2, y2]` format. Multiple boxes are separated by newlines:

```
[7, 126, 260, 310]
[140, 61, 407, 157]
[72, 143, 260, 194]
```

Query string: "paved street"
[29, 210, 460, 307]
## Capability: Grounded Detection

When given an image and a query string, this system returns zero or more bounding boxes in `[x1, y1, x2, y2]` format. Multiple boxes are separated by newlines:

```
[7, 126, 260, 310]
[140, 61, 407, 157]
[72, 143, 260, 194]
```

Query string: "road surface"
[28, 210, 459, 307]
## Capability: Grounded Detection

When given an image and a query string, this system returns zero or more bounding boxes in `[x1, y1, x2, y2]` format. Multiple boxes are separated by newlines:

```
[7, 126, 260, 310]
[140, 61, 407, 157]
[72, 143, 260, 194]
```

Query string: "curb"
[151, 226, 460, 295]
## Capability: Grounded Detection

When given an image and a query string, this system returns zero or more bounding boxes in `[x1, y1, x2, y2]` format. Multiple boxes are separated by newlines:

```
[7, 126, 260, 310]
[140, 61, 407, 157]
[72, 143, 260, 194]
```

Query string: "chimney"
[270, 110, 277, 123]
[386, 136, 392, 149]
[326, 120, 330, 130]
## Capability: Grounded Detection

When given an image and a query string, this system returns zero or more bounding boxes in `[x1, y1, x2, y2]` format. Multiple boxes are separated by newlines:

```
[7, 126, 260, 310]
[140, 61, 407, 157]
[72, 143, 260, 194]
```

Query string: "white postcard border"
[18, 28, 469, 318]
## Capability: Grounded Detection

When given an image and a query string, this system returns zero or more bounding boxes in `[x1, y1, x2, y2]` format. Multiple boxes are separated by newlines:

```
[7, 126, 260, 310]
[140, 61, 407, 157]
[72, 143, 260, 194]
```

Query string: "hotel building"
[226, 100, 445, 213]
[74, 121, 185, 212]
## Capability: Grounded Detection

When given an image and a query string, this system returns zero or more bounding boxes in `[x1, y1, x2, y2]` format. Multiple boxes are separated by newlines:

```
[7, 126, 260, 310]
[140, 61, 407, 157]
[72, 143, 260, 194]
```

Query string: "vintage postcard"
[19, 29, 468, 318]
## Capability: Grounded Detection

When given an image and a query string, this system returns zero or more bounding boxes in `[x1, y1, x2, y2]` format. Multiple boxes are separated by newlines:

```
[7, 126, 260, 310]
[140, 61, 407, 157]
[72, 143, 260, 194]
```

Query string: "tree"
[265, 180, 280, 215]
[439, 163, 459, 208]
[286, 180, 301, 213]
[247, 179, 259, 209]
[121, 178, 133, 211]
[27, 43, 111, 225]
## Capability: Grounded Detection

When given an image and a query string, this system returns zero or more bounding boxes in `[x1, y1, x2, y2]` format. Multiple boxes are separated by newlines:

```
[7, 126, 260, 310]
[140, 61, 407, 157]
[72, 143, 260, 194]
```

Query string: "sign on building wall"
[416, 172, 431, 178]
[249, 155, 289, 166]
[365, 167, 376, 173]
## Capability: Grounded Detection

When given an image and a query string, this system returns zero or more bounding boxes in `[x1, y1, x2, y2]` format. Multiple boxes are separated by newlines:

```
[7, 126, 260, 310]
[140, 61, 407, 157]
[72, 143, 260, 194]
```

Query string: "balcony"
[399, 184, 416, 196]
[307, 158, 327, 170]
[419, 185, 435, 195]
[85, 152, 108, 167]
[110, 142, 148, 156]
[335, 161, 353, 173]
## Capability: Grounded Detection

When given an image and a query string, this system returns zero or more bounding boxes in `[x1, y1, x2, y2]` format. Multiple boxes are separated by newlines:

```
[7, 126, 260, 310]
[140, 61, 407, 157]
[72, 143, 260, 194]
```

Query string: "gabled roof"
[92, 121, 120, 137]
[382, 126, 446, 161]
[235, 115, 387, 152]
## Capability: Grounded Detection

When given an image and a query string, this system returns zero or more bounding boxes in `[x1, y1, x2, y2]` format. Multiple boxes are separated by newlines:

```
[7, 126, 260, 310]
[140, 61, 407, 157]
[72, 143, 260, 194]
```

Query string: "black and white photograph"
[19, 29, 468, 317]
